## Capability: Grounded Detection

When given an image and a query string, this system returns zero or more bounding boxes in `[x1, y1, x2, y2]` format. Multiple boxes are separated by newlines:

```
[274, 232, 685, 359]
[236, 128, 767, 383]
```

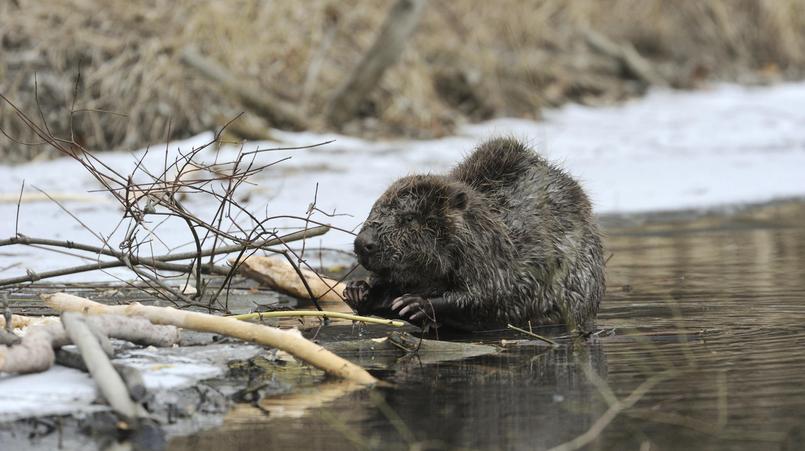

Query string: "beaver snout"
[354, 228, 378, 268]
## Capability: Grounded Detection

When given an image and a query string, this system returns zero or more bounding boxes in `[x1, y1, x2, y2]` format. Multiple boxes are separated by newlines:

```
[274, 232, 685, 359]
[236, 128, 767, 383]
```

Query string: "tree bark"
[326, 0, 427, 127]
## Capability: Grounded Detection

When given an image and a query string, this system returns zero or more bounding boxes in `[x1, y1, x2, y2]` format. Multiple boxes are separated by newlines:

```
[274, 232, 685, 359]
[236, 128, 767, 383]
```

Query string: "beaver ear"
[448, 190, 468, 211]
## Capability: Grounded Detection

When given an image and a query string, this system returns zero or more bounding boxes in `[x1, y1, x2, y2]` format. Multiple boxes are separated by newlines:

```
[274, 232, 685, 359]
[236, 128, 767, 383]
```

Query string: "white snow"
[0, 343, 263, 422]
[0, 365, 101, 422]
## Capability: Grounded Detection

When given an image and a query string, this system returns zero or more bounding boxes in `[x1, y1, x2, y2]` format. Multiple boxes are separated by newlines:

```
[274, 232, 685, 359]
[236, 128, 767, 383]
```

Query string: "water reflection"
[172, 344, 609, 451]
[171, 201, 805, 450]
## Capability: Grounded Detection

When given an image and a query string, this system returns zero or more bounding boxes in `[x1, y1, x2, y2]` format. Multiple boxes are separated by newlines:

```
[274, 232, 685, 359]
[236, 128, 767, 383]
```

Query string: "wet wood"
[324, 331, 500, 366]
[0, 314, 179, 373]
[44, 293, 378, 385]
[61, 312, 142, 420]
[234, 256, 347, 307]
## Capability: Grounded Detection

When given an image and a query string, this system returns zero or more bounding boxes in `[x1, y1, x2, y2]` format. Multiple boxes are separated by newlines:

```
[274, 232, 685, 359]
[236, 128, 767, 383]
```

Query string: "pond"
[169, 201, 805, 450]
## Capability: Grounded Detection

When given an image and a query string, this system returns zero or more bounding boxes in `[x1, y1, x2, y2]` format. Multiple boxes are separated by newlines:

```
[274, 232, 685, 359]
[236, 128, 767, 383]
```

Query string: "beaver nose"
[354, 229, 377, 257]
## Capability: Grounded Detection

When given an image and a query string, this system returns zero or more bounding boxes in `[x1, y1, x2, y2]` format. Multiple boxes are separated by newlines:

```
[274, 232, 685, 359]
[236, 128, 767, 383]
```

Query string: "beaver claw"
[391, 294, 444, 323]
[343, 280, 370, 310]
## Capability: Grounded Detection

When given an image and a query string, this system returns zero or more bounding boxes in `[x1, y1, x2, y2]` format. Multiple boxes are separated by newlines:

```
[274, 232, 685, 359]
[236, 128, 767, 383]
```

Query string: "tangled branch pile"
[3, 0, 805, 161]
[0, 93, 341, 313]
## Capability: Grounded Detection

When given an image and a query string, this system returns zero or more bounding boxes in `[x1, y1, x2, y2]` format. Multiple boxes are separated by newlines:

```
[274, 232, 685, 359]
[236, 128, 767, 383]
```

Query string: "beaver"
[343, 137, 605, 331]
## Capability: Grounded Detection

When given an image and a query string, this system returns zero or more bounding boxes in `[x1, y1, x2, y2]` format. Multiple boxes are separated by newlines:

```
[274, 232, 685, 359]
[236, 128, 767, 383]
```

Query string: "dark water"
[170, 201, 805, 451]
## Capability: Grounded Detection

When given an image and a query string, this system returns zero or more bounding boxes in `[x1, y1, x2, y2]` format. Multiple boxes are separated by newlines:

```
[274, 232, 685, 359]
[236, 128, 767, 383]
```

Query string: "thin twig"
[233, 311, 405, 327]
[507, 323, 558, 346]
[14, 180, 24, 236]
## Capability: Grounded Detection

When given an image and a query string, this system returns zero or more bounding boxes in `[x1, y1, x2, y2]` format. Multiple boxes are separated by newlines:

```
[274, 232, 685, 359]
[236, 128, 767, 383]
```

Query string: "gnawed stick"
[0, 314, 179, 373]
[61, 312, 142, 420]
[233, 310, 405, 327]
[43, 293, 377, 385]
[234, 256, 347, 305]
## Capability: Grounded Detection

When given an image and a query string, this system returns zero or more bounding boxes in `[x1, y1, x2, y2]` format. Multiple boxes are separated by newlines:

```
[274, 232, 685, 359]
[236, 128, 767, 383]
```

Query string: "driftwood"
[583, 29, 666, 86]
[326, 0, 427, 126]
[61, 312, 144, 420]
[234, 255, 347, 305]
[0, 314, 179, 374]
[181, 46, 306, 130]
[43, 293, 377, 385]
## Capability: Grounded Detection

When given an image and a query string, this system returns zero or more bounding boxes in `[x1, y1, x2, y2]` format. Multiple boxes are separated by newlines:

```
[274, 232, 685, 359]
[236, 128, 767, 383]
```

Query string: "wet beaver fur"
[344, 137, 605, 331]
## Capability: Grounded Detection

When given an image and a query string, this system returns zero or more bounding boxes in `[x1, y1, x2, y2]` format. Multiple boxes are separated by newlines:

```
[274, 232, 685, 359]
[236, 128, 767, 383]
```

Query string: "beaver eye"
[399, 213, 417, 224]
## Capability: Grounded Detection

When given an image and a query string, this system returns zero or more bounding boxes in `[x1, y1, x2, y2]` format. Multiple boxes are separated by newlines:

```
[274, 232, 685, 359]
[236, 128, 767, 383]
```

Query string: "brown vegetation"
[2, 0, 805, 161]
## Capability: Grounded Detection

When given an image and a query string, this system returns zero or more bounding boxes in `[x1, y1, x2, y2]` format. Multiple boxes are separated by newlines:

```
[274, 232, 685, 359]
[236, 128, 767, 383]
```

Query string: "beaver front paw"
[343, 280, 371, 311]
[391, 294, 447, 324]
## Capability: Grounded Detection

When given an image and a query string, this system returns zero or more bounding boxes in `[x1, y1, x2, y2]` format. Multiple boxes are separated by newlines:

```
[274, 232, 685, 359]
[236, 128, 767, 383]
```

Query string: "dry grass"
[2, 0, 805, 162]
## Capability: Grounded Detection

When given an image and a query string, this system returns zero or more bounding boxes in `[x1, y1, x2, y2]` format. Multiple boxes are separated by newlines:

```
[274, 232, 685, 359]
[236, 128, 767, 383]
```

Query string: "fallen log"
[234, 255, 347, 305]
[43, 293, 377, 385]
[0, 314, 179, 374]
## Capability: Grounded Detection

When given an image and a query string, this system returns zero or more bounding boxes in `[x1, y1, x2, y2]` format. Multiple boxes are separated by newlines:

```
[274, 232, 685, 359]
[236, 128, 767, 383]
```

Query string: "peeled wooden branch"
[43, 293, 377, 385]
[326, 0, 427, 126]
[181, 46, 306, 130]
[0, 314, 178, 374]
[61, 312, 142, 420]
[233, 310, 405, 327]
[234, 256, 346, 304]
[0, 313, 38, 330]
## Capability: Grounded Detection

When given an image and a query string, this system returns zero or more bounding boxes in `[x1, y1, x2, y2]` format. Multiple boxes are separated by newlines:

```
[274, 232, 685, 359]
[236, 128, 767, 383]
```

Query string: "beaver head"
[354, 175, 471, 289]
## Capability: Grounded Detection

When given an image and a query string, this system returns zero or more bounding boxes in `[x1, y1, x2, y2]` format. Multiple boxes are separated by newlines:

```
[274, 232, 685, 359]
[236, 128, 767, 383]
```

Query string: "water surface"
[170, 201, 805, 450]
